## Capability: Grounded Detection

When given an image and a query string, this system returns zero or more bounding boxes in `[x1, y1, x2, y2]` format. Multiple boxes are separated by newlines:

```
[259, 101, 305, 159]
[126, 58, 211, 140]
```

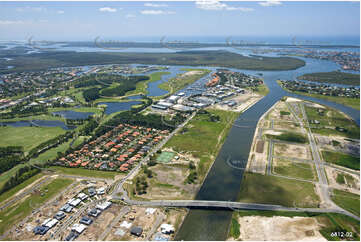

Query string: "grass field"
[322, 150, 359, 170]
[164, 109, 239, 180]
[0, 126, 66, 153]
[238, 172, 320, 207]
[49, 106, 103, 115]
[266, 131, 308, 144]
[0, 114, 63, 122]
[305, 105, 359, 139]
[158, 68, 210, 94]
[0, 173, 44, 205]
[0, 178, 73, 235]
[247, 84, 270, 96]
[331, 189, 360, 216]
[273, 158, 317, 181]
[50, 166, 119, 179]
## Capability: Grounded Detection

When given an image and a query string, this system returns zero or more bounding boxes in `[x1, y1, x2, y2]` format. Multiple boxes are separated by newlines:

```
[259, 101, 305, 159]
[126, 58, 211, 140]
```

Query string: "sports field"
[156, 151, 175, 163]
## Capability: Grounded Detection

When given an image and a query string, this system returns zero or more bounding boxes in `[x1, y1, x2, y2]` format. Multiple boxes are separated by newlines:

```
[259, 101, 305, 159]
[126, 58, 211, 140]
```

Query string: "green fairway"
[331, 189, 360, 216]
[156, 151, 175, 163]
[50, 166, 119, 179]
[273, 158, 317, 181]
[165, 109, 239, 180]
[0, 178, 73, 235]
[0, 126, 66, 153]
[238, 172, 320, 207]
[322, 150, 359, 170]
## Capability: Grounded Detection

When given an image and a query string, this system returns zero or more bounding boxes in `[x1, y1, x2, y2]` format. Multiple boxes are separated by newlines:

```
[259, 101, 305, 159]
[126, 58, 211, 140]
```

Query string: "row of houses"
[56, 123, 169, 172]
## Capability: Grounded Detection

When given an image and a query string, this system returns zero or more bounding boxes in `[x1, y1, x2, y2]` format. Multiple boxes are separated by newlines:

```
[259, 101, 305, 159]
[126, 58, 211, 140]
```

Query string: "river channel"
[175, 56, 360, 240]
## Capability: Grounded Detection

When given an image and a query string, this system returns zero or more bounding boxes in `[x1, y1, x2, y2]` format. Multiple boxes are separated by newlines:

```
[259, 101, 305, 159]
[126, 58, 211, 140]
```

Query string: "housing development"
[0, 1, 360, 242]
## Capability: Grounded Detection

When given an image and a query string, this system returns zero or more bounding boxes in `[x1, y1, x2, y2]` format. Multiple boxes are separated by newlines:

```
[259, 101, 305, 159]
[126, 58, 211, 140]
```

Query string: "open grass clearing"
[322, 150, 359, 170]
[273, 158, 317, 181]
[50, 166, 119, 179]
[238, 172, 320, 207]
[331, 189, 360, 216]
[0, 126, 66, 154]
[164, 109, 239, 180]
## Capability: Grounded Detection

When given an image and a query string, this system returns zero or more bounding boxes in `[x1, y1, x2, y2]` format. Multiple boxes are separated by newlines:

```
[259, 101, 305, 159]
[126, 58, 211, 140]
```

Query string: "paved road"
[115, 198, 360, 221]
[267, 139, 273, 175]
[145, 212, 166, 241]
[98, 206, 130, 241]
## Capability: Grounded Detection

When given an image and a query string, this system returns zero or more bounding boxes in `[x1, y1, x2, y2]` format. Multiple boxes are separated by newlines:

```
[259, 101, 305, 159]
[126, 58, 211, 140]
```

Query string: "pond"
[0, 120, 75, 130]
[97, 101, 142, 115]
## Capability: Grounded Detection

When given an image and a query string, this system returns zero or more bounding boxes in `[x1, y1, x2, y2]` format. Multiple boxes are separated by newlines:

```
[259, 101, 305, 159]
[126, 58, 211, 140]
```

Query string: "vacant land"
[229, 210, 360, 241]
[273, 143, 311, 160]
[298, 71, 360, 86]
[238, 172, 320, 207]
[1, 51, 306, 74]
[266, 131, 308, 144]
[0, 126, 66, 153]
[322, 150, 359, 170]
[0, 177, 73, 235]
[165, 109, 239, 180]
[273, 158, 317, 181]
[305, 105, 360, 139]
[331, 189, 360, 216]
[50, 166, 119, 179]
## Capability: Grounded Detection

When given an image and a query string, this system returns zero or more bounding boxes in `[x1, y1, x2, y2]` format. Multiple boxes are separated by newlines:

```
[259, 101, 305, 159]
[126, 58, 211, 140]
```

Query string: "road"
[97, 206, 130, 241]
[115, 197, 360, 221]
[0, 176, 52, 211]
[145, 212, 166, 241]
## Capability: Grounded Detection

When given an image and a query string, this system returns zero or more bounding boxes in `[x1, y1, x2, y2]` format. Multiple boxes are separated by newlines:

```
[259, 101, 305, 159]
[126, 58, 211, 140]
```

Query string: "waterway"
[0, 120, 74, 130]
[97, 101, 142, 115]
[51, 110, 94, 120]
[175, 56, 360, 240]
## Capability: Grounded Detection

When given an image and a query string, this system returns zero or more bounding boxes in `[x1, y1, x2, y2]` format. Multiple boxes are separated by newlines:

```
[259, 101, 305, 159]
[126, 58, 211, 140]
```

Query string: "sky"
[0, 1, 359, 42]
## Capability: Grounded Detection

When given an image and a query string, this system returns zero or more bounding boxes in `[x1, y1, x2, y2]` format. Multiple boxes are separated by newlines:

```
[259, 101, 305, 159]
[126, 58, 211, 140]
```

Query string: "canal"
[175, 57, 360, 240]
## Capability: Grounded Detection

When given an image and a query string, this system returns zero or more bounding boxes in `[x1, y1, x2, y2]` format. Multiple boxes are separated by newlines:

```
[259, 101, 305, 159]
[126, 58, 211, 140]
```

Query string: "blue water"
[97, 101, 142, 115]
[0, 120, 74, 130]
[52, 110, 94, 120]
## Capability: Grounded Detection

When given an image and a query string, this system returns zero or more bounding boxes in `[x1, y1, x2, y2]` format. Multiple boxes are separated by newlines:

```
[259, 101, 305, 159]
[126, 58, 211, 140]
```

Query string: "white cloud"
[16, 7, 46, 12]
[140, 10, 175, 15]
[125, 14, 136, 18]
[195, 0, 254, 11]
[144, 3, 168, 8]
[0, 20, 26, 25]
[99, 7, 117, 13]
[57, 10, 65, 14]
[258, 1, 282, 7]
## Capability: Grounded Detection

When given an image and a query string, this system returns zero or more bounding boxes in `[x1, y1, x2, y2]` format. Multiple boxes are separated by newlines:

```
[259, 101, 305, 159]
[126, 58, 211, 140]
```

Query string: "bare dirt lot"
[266, 101, 296, 122]
[236, 216, 327, 241]
[213, 92, 262, 113]
[325, 166, 360, 194]
[274, 143, 312, 160]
